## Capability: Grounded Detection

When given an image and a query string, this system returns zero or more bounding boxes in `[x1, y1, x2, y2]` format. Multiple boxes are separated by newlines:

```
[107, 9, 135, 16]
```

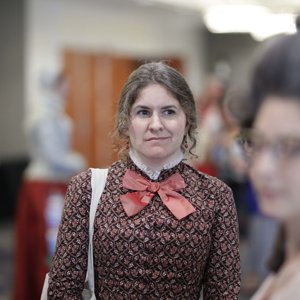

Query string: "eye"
[136, 109, 151, 117]
[237, 130, 264, 157]
[276, 138, 300, 158]
[240, 139, 257, 157]
[162, 108, 176, 116]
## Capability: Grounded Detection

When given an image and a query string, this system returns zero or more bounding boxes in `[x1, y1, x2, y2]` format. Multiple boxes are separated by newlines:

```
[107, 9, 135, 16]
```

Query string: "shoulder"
[62, 169, 93, 213]
[181, 162, 232, 194]
[67, 169, 92, 194]
[181, 163, 234, 212]
[70, 168, 92, 183]
[69, 161, 126, 188]
[70, 162, 125, 189]
[107, 160, 128, 178]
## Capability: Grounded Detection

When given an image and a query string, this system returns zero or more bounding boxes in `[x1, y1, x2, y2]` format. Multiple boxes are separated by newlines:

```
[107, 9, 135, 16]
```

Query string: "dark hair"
[113, 61, 198, 159]
[241, 18, 300, 127]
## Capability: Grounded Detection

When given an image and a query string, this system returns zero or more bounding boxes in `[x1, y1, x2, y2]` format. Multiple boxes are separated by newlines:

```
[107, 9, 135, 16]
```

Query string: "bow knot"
[148, 182, 160, 193]
[120, 170, 196, 220]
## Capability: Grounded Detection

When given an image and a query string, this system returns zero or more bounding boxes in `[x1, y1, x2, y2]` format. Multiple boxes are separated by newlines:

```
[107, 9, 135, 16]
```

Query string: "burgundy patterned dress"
[48, 159, 241, 299]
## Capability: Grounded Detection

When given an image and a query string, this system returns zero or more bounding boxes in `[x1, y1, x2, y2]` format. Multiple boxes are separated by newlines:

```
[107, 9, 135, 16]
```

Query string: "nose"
[149, 113, 163, 131]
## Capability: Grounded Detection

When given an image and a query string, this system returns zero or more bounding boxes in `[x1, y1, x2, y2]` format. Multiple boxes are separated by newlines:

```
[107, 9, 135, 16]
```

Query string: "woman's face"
[249, 96, 300, 221]
[128, 84, 187, 168]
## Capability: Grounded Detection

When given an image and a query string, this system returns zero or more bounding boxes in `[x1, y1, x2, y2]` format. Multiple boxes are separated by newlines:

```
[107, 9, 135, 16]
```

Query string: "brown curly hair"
[113, 61, 198, 159]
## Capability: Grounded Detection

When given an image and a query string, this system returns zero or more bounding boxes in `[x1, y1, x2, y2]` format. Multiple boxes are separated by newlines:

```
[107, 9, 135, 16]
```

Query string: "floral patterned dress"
[48, 159, 241, 299]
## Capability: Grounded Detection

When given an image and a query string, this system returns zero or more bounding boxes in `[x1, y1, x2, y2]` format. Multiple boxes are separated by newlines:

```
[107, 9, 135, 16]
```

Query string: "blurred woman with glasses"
[238, 16, 300, 300]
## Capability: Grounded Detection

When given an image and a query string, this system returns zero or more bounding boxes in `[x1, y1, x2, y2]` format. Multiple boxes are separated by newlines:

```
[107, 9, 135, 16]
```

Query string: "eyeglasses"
[236, 129, 300, 161]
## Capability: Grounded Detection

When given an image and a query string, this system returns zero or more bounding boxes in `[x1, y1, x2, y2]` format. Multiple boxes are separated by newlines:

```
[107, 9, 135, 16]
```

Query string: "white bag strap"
[87, 168, 108, 295]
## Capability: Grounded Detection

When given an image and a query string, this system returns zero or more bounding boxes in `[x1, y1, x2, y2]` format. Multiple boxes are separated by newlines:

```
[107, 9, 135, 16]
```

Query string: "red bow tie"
[120, 170, 196, 220]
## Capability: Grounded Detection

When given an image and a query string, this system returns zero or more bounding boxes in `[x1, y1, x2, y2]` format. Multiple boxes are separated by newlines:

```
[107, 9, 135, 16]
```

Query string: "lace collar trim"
[129, 149, 183, 180]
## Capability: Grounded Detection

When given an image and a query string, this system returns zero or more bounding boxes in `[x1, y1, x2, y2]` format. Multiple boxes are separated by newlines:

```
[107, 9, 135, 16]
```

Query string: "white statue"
[24, 69, 86, 182]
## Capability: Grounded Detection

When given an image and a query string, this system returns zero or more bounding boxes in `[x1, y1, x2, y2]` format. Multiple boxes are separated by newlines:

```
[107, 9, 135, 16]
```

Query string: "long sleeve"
[202, 183, 241, 299]
[48, 170, 91, 299]
[47, 160, 241, 299]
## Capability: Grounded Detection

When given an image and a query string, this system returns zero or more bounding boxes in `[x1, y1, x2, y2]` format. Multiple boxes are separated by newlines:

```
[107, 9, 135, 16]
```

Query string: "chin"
[145, 150, 171, 159]
[259, 201, 285, 220]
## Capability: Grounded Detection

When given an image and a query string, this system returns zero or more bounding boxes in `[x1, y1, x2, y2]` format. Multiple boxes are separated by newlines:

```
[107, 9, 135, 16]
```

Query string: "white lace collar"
[129, 149, 184, 180]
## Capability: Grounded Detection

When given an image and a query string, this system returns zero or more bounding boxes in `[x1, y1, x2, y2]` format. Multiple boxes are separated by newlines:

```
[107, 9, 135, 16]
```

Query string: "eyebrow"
[132, 104, 178, 110]
[132, 105, 149, 110]
[162, 105, 178, 110]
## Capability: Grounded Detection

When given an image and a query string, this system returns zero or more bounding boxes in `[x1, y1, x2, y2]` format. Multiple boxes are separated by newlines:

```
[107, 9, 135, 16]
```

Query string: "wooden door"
[64, 52, 135, 167]
[64, 52, 183, 168]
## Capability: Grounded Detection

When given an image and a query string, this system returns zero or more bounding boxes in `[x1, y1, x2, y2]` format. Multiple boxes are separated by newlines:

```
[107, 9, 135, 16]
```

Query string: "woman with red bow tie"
[47, 62, 241, 299]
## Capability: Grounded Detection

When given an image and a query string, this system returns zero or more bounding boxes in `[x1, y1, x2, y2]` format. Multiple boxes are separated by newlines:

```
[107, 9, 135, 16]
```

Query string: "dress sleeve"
[47, 170, 92, 299]
[203, 181, 241, 299]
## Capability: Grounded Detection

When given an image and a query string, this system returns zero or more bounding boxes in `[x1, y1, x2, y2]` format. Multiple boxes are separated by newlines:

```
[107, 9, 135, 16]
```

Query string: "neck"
[129, 149, 183, 180]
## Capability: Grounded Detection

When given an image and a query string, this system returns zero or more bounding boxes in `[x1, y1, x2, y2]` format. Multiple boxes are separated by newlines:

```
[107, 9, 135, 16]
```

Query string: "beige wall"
[0, 0, 260, 160]
[25, 0, 207, 126]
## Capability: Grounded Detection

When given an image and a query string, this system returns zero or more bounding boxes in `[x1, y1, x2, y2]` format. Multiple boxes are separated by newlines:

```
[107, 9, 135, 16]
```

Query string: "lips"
[146, 137, 169, 141]
[257, 187, 279, 200]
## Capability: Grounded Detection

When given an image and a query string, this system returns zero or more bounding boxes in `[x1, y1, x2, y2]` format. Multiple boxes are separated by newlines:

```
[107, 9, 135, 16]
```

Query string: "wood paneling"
[64, 52, 183, 168]
[64, 52, 136, 167]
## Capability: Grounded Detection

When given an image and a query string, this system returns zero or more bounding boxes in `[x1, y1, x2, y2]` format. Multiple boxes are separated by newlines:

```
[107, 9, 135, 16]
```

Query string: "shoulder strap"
[87, 168, 108, 295]
[89, 168, 108, 230]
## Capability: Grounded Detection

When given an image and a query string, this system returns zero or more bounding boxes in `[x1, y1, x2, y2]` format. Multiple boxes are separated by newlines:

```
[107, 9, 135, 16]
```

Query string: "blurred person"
[219, 88, 249, 181]
[196, 79, 249, 237]
[219, 88, 250, 236]
[194, 76, 226, 176]
[225, 87, 279, 295]
[14, 68, 86, 300]
[240, 180, 278, 296]
[238, 17, 300, 300]
[195, 79, 247, 195]
[47, 62, 241, 299]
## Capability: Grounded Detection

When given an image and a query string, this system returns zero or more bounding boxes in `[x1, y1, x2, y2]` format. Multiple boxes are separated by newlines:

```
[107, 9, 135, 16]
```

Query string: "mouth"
[258, 187, 279, 200]
[146, 137, 169, 141]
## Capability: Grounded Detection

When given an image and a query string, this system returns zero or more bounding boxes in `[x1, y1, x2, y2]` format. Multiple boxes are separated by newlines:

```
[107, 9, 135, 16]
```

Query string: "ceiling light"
[204, 4, 296, 40]
[204, 4, 270, 33]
